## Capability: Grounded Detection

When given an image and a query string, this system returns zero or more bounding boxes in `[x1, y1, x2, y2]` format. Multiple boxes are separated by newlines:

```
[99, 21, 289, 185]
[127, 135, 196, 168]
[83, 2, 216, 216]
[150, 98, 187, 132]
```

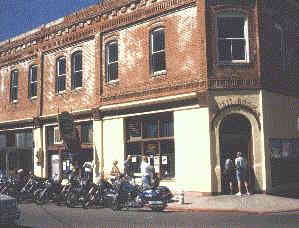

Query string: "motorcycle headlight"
[11, 200, 17, 208]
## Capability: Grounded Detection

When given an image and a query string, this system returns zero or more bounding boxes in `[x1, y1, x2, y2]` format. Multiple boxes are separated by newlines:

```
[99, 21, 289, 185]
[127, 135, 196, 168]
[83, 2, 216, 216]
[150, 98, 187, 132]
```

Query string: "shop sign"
[211, 97, 261, 130]
[57, 112, 76, 144]
[57, 112, 80, 154]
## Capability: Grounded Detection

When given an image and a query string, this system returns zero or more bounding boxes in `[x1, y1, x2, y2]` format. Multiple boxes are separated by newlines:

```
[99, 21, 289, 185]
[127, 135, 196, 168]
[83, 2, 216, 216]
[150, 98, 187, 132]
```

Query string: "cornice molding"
[0, 0, 196, 65]
[101, 79, 205, 102]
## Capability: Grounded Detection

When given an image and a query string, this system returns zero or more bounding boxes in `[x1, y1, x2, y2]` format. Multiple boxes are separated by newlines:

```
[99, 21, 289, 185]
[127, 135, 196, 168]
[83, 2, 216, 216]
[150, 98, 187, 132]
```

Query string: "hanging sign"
[57, 112, 81, 157]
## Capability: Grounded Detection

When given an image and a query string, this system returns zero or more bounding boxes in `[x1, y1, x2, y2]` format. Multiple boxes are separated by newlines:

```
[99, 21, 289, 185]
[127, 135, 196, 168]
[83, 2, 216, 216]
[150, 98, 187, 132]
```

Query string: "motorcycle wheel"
[66, 192, 78, 208]
[82, 193, 94, 209]
[34, 190, 48, 205]
[150, 204, 166, 212]
[111, 198, 122, 211]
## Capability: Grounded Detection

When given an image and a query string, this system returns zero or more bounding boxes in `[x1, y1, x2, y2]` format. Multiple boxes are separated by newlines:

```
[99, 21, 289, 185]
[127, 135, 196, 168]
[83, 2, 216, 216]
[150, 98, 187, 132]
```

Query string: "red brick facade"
[0, 0, 298, 123]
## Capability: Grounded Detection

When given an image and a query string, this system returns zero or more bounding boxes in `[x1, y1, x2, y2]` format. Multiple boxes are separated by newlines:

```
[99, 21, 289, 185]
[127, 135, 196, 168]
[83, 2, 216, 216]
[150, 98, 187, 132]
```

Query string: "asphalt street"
[5, 202, 299, 228]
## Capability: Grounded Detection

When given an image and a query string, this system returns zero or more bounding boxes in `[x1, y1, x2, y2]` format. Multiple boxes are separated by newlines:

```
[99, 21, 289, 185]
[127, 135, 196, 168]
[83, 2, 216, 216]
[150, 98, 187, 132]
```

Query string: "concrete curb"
[165, 204, 299, 215]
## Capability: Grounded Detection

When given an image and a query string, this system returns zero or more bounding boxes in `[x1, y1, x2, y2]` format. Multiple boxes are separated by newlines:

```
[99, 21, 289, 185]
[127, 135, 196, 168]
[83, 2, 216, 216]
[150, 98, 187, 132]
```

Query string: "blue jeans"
[142, 175, 151, 189]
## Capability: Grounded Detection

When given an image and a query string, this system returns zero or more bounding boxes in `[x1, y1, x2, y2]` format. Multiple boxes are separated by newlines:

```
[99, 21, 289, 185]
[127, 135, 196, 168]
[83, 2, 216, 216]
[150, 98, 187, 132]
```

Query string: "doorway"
[219, 114, 252, 194]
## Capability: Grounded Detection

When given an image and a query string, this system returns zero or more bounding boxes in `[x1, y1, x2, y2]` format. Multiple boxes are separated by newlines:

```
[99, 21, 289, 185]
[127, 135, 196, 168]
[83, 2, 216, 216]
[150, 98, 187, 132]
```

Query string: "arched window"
[56, 57, 66, 93]
[105, 41, 118, 82]
[150, 27, 166, 75]
[71, 51, 82, 89]
[28, 65, 38, 98]
[10, 70, 18, 102]
[216, 11, 249, 63]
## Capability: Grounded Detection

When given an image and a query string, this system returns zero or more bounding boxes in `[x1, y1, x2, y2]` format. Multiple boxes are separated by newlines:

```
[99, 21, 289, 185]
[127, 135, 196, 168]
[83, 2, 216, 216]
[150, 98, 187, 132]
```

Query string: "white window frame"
[54, 126, 62, 144]
[105, 41, 118, 83]
[216, 12, 249, 64]
[56, 57, 66, 93]
[150, 27, 166, 75]
[29, 65, 38, 99]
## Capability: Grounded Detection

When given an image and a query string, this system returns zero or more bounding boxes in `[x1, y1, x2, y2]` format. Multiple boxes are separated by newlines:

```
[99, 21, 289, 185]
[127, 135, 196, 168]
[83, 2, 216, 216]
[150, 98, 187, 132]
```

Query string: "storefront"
[45, 120, 93, 180]
[0, 130, 34, 176]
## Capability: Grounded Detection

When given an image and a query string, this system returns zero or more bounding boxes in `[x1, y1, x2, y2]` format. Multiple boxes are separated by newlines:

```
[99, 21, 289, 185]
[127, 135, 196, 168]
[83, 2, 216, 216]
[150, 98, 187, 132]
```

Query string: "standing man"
[124, 155, 133, 177]
[235, 152, 251, 196]
[140, 156, 154, 189]
[224, 158, 234, 195]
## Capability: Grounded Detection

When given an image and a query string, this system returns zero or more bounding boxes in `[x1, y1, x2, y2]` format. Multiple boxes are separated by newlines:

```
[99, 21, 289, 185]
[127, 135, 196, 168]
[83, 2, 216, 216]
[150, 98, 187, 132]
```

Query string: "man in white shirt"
[140, 156, 154, 189]
[235, 152, 251, 196]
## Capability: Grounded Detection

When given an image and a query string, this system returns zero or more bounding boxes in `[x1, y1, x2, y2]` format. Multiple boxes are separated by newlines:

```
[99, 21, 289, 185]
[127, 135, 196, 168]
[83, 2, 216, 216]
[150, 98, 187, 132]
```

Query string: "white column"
[93, 119, 103, 180]
[33, 120, 43, 177]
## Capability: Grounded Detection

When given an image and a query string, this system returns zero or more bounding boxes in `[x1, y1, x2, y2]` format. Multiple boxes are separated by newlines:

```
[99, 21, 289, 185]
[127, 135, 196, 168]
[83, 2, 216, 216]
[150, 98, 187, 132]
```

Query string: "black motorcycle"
[34, 179, 63, 205]
[18, 176, 47, 203]
[81, 178, 114, 209]
[0, 176, 19, 198]
[66, 178, 93, 208]
[108, 176, 167, 212]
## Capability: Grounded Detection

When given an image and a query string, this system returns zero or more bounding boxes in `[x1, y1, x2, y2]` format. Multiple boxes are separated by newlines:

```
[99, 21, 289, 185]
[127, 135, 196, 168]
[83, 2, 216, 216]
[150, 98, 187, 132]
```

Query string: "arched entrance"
[219, 114, 252, 194]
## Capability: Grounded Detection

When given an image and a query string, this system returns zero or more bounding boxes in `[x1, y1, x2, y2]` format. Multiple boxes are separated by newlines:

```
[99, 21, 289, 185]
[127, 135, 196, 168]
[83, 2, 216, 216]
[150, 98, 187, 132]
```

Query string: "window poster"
[51, 154, 60, 181]
[270, 138, 299, 160]
[269, 139, 281, 159]
[131, 156, 137, 163]
[162, 155, 168, 165]
[62, 161, 67, 171]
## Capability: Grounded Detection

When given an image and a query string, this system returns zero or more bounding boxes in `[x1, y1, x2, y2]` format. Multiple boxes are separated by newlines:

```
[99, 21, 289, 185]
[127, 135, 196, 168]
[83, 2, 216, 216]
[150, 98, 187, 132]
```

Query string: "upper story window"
[71, 51, 82, 89]
[150, 28, 166, 75]
[47, 126, 62, 145]
[28, 65, 38, 98]
[10, 70, 18, 102]
[105, 41, 118, 82]
[272, 24, 286, 71]
[81, 122, 93, 144]
[217, 12, 249, 64]
[56, 57, 66, 93]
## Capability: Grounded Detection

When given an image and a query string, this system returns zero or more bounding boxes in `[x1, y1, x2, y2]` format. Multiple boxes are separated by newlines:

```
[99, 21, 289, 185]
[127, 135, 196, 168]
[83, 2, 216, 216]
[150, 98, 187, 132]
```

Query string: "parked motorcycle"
[108, 176, 167, 212]
[34, 179, 63, 205]
[66, 178, 93, 208]
[81, 178, 114, 209]
[18, 175, 47, 203]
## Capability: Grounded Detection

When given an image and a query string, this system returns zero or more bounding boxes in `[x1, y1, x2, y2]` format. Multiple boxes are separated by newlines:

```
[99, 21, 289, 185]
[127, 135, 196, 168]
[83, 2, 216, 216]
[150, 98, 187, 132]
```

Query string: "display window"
[125, 112, 175, 179]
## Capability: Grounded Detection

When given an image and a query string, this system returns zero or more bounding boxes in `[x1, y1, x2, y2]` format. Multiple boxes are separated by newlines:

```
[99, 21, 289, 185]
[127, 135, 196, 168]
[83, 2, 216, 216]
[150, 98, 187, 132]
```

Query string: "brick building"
[0, 0, 299, 195]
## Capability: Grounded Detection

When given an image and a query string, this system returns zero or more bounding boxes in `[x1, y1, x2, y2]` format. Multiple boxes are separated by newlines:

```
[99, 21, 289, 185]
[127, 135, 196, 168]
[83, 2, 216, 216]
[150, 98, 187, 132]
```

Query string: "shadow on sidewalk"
[270, 192, 299, 199]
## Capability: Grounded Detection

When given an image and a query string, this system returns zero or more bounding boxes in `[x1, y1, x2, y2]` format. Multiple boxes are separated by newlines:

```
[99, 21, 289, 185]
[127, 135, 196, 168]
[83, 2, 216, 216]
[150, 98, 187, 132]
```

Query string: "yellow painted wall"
[102, 118, 125, 176]
[173, 107, 211, 192]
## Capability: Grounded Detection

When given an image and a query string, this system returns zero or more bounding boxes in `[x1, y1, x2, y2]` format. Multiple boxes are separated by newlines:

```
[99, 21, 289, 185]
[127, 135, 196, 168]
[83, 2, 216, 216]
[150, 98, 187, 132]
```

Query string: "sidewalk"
[166, 192, 299, 214]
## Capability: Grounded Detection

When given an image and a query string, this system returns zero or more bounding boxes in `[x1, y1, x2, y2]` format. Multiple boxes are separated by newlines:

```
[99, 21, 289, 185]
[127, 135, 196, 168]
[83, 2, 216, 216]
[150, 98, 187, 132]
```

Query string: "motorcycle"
[66, 177, 93, 208]
[108, 176, 167, 212]
[34, 179, 63, 205]
[81, 178, 114, 209]
[18, 175, 47, 203]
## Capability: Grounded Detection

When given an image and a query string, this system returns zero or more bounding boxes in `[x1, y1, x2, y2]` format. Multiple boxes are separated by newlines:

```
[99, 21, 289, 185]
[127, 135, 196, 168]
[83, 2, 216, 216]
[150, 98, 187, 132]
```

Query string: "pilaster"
[92, 108, 103, 181]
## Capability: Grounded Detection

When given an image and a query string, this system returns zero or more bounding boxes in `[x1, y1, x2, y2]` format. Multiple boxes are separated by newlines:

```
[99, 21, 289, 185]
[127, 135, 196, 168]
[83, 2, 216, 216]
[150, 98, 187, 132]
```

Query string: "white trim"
[0, 126, 33, 132]
[0, 118, 33, 125]
[100, 92, 197, 111]
[216, 12, 249, 64]
[53, 126, 62, 144]
[43, 118, 92, 128]
[102, 104, 200, 120]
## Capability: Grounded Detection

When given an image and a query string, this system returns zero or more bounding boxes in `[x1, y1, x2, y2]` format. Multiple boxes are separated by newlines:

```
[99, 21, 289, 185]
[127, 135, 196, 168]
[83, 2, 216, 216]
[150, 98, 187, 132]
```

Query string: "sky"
[0, 0, 101, 42]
